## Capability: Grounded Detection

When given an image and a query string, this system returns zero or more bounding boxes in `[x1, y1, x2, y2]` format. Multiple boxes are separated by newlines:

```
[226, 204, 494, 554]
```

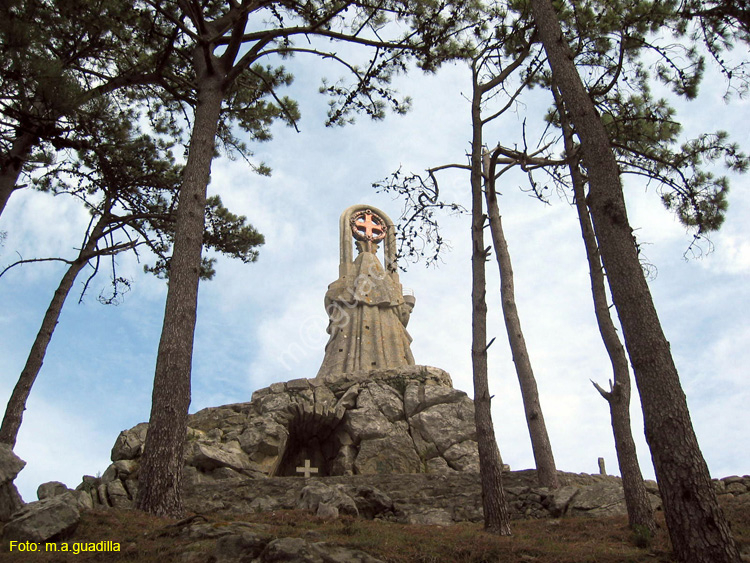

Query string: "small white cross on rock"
[296, 459, 319, 478]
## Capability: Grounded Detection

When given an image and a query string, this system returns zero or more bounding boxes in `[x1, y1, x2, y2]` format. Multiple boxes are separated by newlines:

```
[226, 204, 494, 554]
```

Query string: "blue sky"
[1, 41, 749, 503]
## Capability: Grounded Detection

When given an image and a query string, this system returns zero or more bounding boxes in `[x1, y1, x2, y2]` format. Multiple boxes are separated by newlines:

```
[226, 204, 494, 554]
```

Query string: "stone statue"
[316, 205, 416, 377]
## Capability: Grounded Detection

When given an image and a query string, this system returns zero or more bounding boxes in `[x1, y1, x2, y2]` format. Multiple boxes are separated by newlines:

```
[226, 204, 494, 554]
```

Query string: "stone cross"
[350, 209, 386, 253]
[350, 209, 387, 242]
[296, 459, 319, 478]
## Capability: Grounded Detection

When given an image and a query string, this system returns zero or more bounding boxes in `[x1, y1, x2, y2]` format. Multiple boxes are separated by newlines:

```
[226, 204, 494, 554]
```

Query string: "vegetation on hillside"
[1, 500, 748, 563]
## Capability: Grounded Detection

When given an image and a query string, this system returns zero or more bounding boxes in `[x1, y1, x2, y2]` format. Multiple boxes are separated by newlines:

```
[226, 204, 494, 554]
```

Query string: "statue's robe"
[317, 249, 414, 377]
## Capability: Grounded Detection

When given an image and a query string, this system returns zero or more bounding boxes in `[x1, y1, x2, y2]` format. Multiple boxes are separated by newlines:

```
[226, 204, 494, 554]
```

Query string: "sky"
[1, 32, 749, 504]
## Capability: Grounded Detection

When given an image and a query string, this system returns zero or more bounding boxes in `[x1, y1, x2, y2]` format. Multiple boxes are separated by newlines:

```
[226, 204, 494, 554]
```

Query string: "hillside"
[1, 493, 747, 563]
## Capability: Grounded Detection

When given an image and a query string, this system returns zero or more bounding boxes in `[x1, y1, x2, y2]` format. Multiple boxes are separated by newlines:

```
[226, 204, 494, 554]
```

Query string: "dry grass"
[1, 502, 747, 563]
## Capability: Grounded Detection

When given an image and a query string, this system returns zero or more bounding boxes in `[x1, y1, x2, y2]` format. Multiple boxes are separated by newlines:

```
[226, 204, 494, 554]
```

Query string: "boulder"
[644, 479, 659, 495]
[257, 537, 384, 563]
[545, 485, 580, 517]
[101, 459, 139, 483]
[726, 482, 748, 495]
[98, 483, 111, 508]
[405, 507, 454, 526]
[442, 440, 480, 472]
[188, 441, 252, 474]
[343, 408, 391, 441]
[213, 531, 267, 562]
[316, 501, 340, 520]
[425, 456, 453, 474]
[123, 478, 138, 501]
[1, 493, 80, 542]
[408, 400, 476, 455]
[111, 422, 148, 461]
[0, 482, 24, 522]
[354, 433, 422, 475]
[106, 479, 132, 509]
[257, 537, 328, 563]
[0, 445, 26, 521]
[249, 496, 278, 513]
[335, 385, 360, 410]
[340, 485, 394, 519]
[356, 383, 404, 422]
[73, 489, 94, 511]
[0, 445, 25, 484]
[404, 384, 467, 418]
[37, 481, 71, 500]
[305, 543, 385, 563]
[297, 481, 358, 518]
[568, 483, 627, 517]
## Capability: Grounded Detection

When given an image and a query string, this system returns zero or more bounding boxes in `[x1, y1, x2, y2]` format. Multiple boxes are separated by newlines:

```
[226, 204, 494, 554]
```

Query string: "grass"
[0, 501, 746, 562]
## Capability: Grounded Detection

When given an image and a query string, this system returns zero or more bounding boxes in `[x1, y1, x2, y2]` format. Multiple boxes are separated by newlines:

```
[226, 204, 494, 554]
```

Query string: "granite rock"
[0, 445, 25, 485]
[37, 481, 71, 500]
[82, 366, 480, 509]
[1, 493, 80, 543]
[258, 537, 384, 563]
[297, 481, 359, 518]
[568, 482, 628, 518]
[111, 422, 148, 461]
[0, 445, 25, 521]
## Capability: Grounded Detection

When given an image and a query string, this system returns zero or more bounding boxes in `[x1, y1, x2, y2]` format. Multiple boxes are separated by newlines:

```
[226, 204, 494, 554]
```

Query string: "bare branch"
[1, 257, 75, 279]
[591, 379, 613, 402]
[480, 41, 533, 95]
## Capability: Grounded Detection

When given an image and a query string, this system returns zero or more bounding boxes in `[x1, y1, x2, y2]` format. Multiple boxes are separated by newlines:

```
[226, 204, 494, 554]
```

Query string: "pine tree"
[0, 109, 263, 451]
[528, 0, 741, 559]
[0, 0, 168, 219]
[133, 0, 477, 517]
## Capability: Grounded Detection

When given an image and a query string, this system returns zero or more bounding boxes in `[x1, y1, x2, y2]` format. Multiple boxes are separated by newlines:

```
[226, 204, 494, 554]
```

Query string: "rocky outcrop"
[0, 445, 25, 521]
[713, 475, 750, 510]
[79, 366, 480, 510]
[67, 366, 673, 526]
[257, 537, 384, 563]
[298, 481, 360, 519]
[544, 482, 652, 518]
[1, 493, 80, 543]
[174, 518, 386, 563]
[295, 481, 395, 520]
[174, 470, 659, 525]
[37, 481, 70, 500]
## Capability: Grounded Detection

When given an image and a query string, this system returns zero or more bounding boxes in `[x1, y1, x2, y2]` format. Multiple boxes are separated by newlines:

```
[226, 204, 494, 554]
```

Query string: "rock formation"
[0, 444, 25, 521]
[0, 493, 81, 543]
[74, 365, 480, 512]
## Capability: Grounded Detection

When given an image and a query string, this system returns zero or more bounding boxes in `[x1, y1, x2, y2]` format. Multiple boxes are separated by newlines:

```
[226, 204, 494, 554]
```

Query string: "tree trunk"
[0, 212, 108, 448]
[0, 260, 86, 447]
[470, 70, 512, 536]
[529, 0, 740, 560]
[557, 96, 656, 533]
[574, 165, 657, 535]
[135, 70, 224, 518]
[483, 154, 558, 489]
[0, 131, 37, 220]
